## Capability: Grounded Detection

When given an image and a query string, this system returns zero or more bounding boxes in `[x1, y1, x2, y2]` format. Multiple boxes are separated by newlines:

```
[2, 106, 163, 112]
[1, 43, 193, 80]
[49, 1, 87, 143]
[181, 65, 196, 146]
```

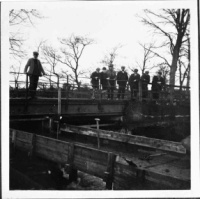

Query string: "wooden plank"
[29, 133, 36, 157]
[61, 125, 186, 154]
[11, 130, 17, 152]
[113, 162, 138, 190]
[36, 135, 69, 154]
[10, 118, 46, 122]
[79, 123, 116, 128]
[15, 140, 31, 151]
[144, 169, 190, 189]
[10, 129, 33, 141]
[35, 143, 68, 164]
[74, 145, 108, 166]
[73, 156, 107, 179]
[113, 160, 190, 190]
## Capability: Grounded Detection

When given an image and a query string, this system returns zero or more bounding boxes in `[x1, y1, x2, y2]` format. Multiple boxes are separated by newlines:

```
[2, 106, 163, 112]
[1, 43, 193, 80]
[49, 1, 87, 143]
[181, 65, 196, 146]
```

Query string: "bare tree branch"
[57, 35, 94, 89]
[9, 9, 43, 59]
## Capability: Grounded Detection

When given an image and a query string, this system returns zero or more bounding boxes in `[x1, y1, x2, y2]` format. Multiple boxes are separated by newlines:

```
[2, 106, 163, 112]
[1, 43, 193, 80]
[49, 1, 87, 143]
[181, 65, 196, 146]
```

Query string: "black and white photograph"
[1, 0, 200, 198]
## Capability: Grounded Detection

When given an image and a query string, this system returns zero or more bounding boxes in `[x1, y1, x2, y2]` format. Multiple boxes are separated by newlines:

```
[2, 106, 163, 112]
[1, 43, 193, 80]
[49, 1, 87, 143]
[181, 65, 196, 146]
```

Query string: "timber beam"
[60, 124, 186, 154]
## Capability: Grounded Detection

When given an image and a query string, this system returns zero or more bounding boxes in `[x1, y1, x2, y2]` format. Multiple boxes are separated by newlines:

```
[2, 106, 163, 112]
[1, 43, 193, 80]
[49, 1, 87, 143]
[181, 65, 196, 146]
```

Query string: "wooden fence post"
[139, 80, 142, 102]
[58, 87, 61, 115]
[11, 130, 17, 153]
[104, 152, 116, 190]
[29, 133, 36, 158]
[136, 169, 146, 184]
[95, 118, 100, 148]
[65, 143, 77, 182]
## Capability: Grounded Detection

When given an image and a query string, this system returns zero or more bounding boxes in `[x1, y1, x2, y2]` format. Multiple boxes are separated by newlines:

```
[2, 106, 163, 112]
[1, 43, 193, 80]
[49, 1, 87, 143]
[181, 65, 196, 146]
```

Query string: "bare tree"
[10, 61, 22, 89]
[57, 35, 94, 90]
[35, 39, 47, 53]
[178, 59, 189, 91]
[132, 42, 156, 74]
[140, 9, 190, 92]
[41, 44, 61, 88]
[177, 32, 190, 91]
[9, 9, 43, 59]
[100, 44, 123, 66]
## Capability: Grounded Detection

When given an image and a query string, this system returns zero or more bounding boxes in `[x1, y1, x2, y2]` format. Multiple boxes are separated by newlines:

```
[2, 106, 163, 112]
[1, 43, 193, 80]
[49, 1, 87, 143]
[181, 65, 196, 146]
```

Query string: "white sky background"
[9, 1, 173, 87]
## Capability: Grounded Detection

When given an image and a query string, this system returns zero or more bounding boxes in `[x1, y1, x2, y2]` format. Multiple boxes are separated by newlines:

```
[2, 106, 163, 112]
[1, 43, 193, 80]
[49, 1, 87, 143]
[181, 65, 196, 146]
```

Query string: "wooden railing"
[10, 72, 190, 102]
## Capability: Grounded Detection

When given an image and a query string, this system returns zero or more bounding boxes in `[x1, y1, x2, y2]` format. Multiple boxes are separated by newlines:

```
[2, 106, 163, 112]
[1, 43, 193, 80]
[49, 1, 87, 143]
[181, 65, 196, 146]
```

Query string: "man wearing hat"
[106, 64, 116, 100]
[100, 67, 108, 90]
[128, 69, 140, 99]
[152, 71, 165, 100]
[116, 66, 128, 99]
[90, 68, 101, 90]
[24, 51, 45, 98]
[141, 70, 150, 98]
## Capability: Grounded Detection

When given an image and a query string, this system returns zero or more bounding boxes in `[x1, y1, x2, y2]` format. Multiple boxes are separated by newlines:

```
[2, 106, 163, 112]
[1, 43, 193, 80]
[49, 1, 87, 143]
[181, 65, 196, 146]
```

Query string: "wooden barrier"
[10, 128, 190, 190]
[60, 125, 186, 154]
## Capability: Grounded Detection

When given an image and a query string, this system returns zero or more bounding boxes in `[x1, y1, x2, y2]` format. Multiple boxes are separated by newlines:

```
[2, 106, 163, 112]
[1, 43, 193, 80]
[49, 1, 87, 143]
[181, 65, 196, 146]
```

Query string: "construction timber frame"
[60, 124, 186, 154]
[10, 128, 190, 190]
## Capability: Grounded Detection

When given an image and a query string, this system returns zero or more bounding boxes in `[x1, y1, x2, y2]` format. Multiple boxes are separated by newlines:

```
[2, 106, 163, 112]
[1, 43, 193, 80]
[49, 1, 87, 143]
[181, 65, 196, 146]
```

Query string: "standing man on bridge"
[129, 69, 140, 99]
[141, 71, 150, 98]
[116, 66, 128, 100]
[91, 68, 101, 90]
[100, 67, 108, 90]
[152, 71, 165, 100]
[90, 68, 101, 99]
[24, 51, 45, 98]
[106, 64, 116, 100]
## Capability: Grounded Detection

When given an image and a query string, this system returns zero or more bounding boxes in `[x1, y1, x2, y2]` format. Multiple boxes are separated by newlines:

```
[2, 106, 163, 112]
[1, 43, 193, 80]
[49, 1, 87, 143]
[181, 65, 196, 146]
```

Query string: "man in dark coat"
[116, 66, 128, 99]
[106, 64, 116, 100]
[141, 71, 150, 98]
[90, 68, 101, 90]
[100, 67, 108, 90]
[152, 71, 165, 100]
[129, 69, 140, 99]
[24, 51, 45, 98]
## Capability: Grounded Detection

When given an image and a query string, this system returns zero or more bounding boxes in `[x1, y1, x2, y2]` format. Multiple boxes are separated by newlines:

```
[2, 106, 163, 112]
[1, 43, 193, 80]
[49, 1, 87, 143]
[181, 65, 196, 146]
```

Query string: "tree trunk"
[169, 34, 183, 93]
[186, 63, 190, 93]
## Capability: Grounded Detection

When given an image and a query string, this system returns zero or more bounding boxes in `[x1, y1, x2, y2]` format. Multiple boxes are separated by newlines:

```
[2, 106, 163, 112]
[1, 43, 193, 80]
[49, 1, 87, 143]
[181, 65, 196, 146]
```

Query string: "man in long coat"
[129, 69, 140, 99]
[106, 64, 116, 100]
[141, 71, 150, 98]
[24, 51, 45, 98]
[152, 71, 165, 100]
[90, 68, 101, 90]
[116, 66, 128, 99]
[100, 67, 109, 90]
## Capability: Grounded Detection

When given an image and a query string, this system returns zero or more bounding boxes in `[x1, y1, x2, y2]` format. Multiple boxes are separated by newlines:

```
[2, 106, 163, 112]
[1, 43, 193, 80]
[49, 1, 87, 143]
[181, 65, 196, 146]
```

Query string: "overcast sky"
[7, 1, 193, 86]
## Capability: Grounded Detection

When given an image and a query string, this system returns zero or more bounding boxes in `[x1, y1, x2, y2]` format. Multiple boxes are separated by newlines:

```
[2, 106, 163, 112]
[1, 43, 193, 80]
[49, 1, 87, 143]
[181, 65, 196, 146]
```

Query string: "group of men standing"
[23, 51, 164, 100]
[91, 64, 165, 100]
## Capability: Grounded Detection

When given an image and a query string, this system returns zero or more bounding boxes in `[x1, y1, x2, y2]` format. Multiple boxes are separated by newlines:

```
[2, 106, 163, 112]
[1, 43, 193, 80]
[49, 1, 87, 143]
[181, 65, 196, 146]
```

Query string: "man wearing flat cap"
[152, 71, 165, 100]
[106, 64, 116, 100]
[129, 69, 140, 99]
[116, 66, 128, 99]
[24, 51, 45, 98]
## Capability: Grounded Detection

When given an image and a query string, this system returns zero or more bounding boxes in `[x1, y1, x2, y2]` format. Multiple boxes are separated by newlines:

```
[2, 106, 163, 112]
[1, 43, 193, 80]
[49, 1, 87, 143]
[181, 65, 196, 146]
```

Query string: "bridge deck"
[10, 97, 127, 117]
